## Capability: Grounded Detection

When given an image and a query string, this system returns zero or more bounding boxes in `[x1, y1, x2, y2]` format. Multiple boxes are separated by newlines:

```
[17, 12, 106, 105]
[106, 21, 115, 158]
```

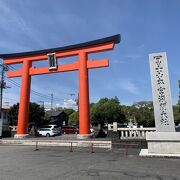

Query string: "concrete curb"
[0, 139, 112, 149]
[139, 149, 180, 158]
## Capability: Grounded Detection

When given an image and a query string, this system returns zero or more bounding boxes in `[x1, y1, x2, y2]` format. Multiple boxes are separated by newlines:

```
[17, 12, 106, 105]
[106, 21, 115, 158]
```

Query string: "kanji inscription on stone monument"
[149, 52, 175, 132]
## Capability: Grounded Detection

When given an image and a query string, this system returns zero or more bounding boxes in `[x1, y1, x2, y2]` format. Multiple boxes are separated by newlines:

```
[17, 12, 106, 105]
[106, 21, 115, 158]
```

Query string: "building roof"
[46, 110, 65, 117]
[0, 34, 120, 59]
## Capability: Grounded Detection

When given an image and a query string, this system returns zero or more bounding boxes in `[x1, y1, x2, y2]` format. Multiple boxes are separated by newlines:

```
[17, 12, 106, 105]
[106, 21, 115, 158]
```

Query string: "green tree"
[173, 105, 180, 126]
[29, 102, 45, 126]
[121, 105, 138, 123]
[63, 108, 76, 125]
[64, 108, 75, 118]
[121, 101, 155, 127]
[133, 101, 155, 127]
[8, 102, 45, 127]
[90, 97, 126, 126]
[68, 111, 78, 125]
[7, 103, 19, 126]
[43, 112, 51, 125]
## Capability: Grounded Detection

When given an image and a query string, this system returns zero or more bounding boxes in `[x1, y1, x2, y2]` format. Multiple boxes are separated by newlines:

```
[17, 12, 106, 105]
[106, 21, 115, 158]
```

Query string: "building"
[0, 103, 11, 137]
[47, 110, 68, 127]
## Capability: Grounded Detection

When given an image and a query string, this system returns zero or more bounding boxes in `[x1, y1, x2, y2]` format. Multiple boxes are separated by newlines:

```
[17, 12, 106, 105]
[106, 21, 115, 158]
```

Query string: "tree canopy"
[121, 101, 155, 127]
[7, 97, 180, 129]
[63, 108, 75, 117]
[64, 108, 77, 125]
[8, 102, 45, 127]
[68, 111, 78, 125]
[90, 97, 126, 126]
[173, 105, 180, 125]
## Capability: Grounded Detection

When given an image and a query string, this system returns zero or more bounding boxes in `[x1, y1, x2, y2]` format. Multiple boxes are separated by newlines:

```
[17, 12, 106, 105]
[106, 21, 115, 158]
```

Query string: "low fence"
[33, 141, 111, 153]
[108, 123, 156, 139]
[118, 128, 156, 139]
[24, 140, 138, 155]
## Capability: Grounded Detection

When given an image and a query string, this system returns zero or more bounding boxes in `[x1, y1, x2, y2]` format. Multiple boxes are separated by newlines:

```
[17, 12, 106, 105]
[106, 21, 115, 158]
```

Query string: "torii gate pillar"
[16, 61, 32, 138]
[78, 52, 90, 137]
[1, 34, 120, 139]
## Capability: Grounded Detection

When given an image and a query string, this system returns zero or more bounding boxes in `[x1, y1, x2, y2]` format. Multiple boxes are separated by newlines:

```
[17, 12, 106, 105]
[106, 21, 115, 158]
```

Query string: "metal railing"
[33, 140, 137, 155]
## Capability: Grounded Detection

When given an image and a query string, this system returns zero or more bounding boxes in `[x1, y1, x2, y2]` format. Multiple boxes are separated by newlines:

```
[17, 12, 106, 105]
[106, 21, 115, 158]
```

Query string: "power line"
[6, 78, 49, 98]
[4, 65, 75, 103]
[6, 78, 20, 87]
[6, 78, 64, 102]
[8, 65, 16, 71]
[3, 97, 19, 102]
[7, 65, 77, 95]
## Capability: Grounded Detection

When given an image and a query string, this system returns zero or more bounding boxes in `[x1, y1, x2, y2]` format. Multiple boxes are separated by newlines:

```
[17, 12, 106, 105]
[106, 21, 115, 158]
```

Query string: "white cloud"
[120, 80, 138, 94]
[0, 1, 45, 49]
[44, 99, 77, 110]
[3, 91, 20, 105]
[63, 99, 77, 110]
[0, 40, 32, 52]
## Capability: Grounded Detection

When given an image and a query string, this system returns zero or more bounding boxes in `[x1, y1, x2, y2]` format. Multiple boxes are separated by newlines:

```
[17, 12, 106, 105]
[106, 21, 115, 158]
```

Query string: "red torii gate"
[0, 34, 120, 138]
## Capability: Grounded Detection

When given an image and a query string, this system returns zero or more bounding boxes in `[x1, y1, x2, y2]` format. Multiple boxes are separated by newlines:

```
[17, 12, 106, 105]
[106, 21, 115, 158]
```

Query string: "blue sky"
[0, 0, 180, 109]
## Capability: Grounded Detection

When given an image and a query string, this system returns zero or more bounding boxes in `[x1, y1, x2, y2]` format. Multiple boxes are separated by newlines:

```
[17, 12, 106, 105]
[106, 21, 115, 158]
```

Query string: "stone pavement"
[0, 145, 179, 180]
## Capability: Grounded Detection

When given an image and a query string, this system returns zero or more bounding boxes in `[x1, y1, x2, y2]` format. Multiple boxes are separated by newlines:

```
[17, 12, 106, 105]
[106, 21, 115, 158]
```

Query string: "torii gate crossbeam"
[0, 34, 120, 138]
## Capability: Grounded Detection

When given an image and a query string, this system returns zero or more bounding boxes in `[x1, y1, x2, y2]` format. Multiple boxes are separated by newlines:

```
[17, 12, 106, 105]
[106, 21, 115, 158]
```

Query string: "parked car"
[37, 125, 61, 137]
[61, 126, 79, 134]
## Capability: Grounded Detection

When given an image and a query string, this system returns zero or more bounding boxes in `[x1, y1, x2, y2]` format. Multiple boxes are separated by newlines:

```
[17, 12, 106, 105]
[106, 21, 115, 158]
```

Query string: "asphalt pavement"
[0, 145, 179, 180]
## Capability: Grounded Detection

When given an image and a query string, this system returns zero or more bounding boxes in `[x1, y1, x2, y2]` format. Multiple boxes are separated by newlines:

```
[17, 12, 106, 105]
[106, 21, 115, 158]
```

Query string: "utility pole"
[51, 93, 53, 117]
[0, 63, 9, 138]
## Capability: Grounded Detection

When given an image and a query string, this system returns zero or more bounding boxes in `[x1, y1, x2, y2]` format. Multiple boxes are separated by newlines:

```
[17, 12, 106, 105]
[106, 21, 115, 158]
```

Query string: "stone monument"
[140, 52, 180, 157]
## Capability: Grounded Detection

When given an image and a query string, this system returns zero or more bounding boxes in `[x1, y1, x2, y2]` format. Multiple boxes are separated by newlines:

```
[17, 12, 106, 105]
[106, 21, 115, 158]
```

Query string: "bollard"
[70, 142, 73, 152]
[91, 143, 94, 153]
[34, 141, 39, 151]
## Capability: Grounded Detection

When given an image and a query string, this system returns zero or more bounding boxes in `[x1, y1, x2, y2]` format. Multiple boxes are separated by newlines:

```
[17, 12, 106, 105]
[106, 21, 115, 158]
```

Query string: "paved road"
[0, 145, 179, 180]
